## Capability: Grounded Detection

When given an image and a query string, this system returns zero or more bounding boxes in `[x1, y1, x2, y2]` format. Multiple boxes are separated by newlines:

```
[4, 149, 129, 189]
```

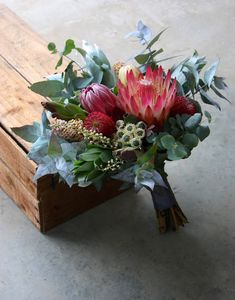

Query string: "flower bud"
[118, 65, 140, 86]
[80, 83, 118, 116]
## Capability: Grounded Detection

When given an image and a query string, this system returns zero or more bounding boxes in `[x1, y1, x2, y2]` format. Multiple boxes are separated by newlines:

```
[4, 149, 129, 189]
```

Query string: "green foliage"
[184, 113, 202, 130]
[42, 101, 87, 120]
[11, 122, 40, 143]
[195, 125, 210, 141]
[146, 28, 167, 49]
[171, 52, 228, 110]
[73, 146, 117, 189]
[204, 60, 219, 87]
[48, 133, 63, 156]
[160, 135, 175, 150]
[29, 80, 65, 97]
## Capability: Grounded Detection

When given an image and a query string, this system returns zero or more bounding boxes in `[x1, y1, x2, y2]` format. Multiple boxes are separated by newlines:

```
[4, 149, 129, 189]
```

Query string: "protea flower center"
[117, 66, 177, 127]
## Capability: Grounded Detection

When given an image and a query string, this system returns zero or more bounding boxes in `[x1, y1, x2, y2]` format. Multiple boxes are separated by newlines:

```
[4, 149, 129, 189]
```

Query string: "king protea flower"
[117, 66, 177, 127]
[80, 83, 118, 116]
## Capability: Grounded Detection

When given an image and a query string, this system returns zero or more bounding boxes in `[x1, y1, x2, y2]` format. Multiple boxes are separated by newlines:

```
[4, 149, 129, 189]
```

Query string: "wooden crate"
[0, 5, 124, 232]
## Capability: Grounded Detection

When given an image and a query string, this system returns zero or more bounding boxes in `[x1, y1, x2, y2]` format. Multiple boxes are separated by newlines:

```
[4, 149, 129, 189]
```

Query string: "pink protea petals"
[80, 83, 118, 117]
[117, 66, 177, 127]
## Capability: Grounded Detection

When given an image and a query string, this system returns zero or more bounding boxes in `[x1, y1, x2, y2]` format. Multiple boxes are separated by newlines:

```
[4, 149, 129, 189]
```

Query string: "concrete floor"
[0, 0, 235, 299]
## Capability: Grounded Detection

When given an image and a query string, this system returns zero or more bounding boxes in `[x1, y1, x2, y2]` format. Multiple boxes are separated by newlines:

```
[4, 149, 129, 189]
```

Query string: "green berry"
[136, 121, 147, 130]
[122, 135, 130, 143]
[126, 124, 135, 132]
[116, 120, 124, 128]
[136, 129, 145, 138]
[131, 138, 141, 148]
[117, 130, 124, 138]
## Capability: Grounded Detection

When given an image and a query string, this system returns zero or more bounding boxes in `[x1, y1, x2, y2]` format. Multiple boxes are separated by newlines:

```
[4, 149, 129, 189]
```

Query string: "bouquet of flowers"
[12, 21, 229, 233]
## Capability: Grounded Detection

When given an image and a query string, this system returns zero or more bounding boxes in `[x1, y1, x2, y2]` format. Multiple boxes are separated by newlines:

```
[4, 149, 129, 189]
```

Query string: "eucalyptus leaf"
[112, 166, 136, 183]
[204, 111, 212, 123]
[74, 76, 93, 89]
[204, 60, 219, 87]
[11, 122, 40, 143]
[211, 85, 230, 103]
[160, 135, 175, 150]
[167, 142, 187, 160]
[184, 113, 202, 130]
[182, 133, 199, 148]
[135, 50, 156, 64]
[30, 80, 64, 97]
[56, 56, 63, 69]
[33, 160, 57, 181]
[200, 90, 221, 110]
[48, 42, 56, 52]
[195, 125, 210, 141]
[63, 39, 75, 56]
[214, 76, 228, 90]
[48, 133, 62, 156]
[146, 28, 167, 49]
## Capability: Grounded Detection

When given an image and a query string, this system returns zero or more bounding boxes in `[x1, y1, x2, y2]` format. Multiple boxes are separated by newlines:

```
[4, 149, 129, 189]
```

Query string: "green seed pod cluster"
[114, 120, 147, 149]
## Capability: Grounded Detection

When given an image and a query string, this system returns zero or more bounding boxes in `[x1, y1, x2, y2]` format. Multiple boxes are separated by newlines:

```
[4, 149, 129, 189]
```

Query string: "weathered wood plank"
[0, 126, 37, 196]
[0, 56, 43, 150]
[0, 4, 64, 84]
[0, 158, 40, 229]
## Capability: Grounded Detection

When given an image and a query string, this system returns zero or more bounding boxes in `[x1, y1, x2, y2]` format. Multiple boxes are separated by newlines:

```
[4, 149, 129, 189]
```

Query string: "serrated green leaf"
[184, 113, 202, 130]
[30, 80, 64, 97]
[11, 122, 41, 143]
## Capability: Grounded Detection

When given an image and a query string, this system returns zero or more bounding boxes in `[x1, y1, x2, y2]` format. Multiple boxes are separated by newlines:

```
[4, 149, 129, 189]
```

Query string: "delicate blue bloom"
[125, 20, 152, 45]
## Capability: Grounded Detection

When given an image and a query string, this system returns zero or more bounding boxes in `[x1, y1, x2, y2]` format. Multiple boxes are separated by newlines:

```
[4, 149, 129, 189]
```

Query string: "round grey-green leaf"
[182, 133, 199, 148]
[160, 135, 176, 150]
[184, 113, 202, 130]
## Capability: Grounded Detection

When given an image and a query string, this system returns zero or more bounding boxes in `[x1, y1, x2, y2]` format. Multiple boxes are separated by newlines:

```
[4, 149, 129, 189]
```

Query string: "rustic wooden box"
[0, 5, 123, 232]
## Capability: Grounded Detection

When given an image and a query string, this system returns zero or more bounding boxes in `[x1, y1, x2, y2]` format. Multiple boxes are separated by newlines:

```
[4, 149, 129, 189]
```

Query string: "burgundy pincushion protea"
[80, 83, 118, 116]
[170, 96, 196, 116]
[83, 112, 116, 137]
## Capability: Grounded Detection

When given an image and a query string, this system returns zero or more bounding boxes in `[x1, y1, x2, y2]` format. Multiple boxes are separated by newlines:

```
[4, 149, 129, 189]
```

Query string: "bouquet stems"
[151, 165, 188, 233]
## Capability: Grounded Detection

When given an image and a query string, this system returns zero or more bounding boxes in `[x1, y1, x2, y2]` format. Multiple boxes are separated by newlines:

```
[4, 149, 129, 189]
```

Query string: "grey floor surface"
[0, 1, 235, 299]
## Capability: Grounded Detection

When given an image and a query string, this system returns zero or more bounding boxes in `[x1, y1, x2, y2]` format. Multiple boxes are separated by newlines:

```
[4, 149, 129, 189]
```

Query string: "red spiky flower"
[83, 112, 116, 137]
[117, 66, 177, 127]
[170, 96, 196, 116]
